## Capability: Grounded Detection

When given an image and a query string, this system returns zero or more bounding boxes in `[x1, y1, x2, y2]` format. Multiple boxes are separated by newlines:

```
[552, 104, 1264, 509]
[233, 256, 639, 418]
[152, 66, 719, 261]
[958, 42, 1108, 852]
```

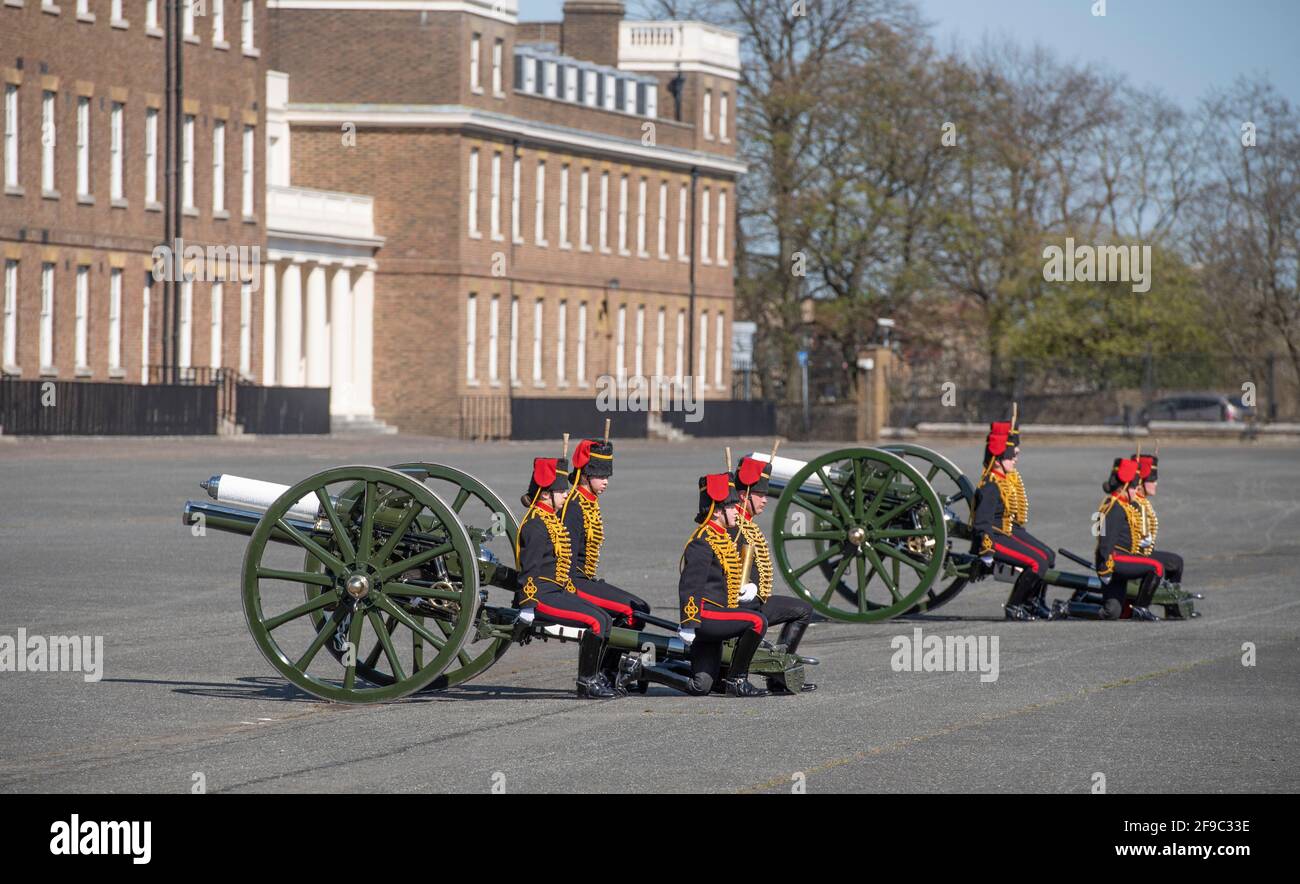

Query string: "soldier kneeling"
[1094, 457, 1163, 621]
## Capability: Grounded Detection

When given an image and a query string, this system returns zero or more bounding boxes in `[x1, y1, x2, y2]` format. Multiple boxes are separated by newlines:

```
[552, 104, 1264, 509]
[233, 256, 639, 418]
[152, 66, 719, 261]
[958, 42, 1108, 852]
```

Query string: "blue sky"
[518, 0, 1299, 109]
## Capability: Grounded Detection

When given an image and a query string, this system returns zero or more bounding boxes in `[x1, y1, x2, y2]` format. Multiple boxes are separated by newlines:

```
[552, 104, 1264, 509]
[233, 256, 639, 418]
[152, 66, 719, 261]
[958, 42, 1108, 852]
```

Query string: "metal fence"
[0, 377, 217, 435]
[237, 386, 331, 434]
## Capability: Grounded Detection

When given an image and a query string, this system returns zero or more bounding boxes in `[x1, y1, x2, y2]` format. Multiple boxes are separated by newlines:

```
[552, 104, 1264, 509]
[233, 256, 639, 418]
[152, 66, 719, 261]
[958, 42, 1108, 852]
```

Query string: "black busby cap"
[695, 473, 742, 523]
[735, 455, 772, 496]
[572, 438, 614, 479]
[1133, 454, 1158, 483]
[1103, 456, 1140, 494]
[524, 457, 571, 504]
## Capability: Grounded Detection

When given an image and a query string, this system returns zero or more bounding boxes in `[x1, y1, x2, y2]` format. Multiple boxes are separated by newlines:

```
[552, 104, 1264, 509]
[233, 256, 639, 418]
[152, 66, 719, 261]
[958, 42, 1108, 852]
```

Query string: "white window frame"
[182, 115, 195, 210]
[508, 295, 518, 385]
[239, 282, 252, 376]
[534, 160, 547, 246]
[489, 151, 502, 240]
[2, 260, 16, 369]
[241, 0, 255, 52]
[213, 0, 225, 43]
[576, 301, 587, 385]
[147, 0, 158, 29]
[617, 173, 629, 255]
[467, 148, 480, 235]
[40, 263, 54, 369]
[183, 0, 195, 37]
[108, 268, 122, 371]
[579, 168, 590, 250]
[719, 92, 730, 142]
[558, 164, 570, 248]
[598, 171, 609, 252]
[465, 292, 477, 383]
[531, 298, 543, 385]
[697, 312, 708, 389]
[716, 189, 727, 265]
[470, 33, 482, 92]
[677, 182, 688, 261]
[703, 89, 713, 139]
[209, 282, 223, 369]
[111, 0, 124, 22]
[76, 96, 90, 198]
[636, 177, 648, 257]
[110, 102, 124, 201]
[487, 294, 499, 383]
[700, 186, 711, 263]
[615, 304, 626, 383]
[556, 299, 567, 384]
[75, 266, 89, 371]
[3, 84, 17, 190]
[510, 154, 521, 243]
[145, 108, 158, 204]
[241, 124, 255, 217]
[492, 38, 504, 96]
[655, 307, 665, 377]
[657, 181, 668, 259]
[179, 279, 193, 369]
[212, 120, 226, 213]
[675, 309, 685, 381]
[634, 305, 644, 379]
[715, 311, 724, 389]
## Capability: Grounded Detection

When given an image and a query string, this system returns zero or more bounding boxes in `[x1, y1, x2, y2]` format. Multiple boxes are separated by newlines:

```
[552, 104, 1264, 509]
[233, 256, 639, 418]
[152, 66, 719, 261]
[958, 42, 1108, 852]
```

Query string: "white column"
[305, 263, 330, 388]
[329, 265, 353, 415]
[262, 261, 278, 385]
[278, 260, 303, 386]
[352, 266, 375, 418]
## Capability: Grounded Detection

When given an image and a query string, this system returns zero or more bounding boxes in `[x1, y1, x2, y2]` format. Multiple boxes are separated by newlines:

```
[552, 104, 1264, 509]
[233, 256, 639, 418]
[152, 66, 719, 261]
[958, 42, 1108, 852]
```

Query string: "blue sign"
[796, 350, 809, 367]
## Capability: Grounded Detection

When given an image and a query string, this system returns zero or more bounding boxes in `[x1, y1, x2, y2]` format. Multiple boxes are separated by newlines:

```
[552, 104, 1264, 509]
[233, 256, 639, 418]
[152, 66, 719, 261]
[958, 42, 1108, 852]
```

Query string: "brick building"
[267, 0, 744, 435]
[1, 0, 268, 385]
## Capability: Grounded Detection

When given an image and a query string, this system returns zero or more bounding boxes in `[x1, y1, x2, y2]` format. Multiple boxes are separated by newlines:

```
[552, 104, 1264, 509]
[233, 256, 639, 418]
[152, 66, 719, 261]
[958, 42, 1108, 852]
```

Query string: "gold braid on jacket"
[702, 527, 743, 609]
[572, 490, 604, 578]
[523, 506, 576, 594]
[736, 516, 774, 603]
[1135, 493, 1159, 548]
[1005, 470, 1029, 526]
[974, 471, 1019, 538]
[1096, 495, 1143, 577]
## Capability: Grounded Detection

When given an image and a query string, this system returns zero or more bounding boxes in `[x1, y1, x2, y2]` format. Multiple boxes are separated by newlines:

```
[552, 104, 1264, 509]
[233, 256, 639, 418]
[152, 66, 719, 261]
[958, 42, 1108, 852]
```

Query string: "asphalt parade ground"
[1, 435, 1297, 794]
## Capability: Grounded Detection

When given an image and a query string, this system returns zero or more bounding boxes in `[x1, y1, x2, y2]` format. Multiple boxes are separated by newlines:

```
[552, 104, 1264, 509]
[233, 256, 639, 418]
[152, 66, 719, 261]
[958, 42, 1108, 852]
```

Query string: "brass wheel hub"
[345, 573, 372, 599]
[847, 525, 867, 546]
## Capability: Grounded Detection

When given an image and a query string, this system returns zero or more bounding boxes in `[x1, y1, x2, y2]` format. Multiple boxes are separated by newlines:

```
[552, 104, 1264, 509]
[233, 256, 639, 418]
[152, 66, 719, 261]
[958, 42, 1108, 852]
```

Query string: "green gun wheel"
[771, 448, 947, 623]
[242, 465, 479, 703]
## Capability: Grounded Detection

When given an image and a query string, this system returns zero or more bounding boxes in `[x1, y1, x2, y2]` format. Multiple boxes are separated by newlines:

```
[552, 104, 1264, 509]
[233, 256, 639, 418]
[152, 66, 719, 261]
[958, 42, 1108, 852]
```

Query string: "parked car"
[1138, 393, 1255, 423]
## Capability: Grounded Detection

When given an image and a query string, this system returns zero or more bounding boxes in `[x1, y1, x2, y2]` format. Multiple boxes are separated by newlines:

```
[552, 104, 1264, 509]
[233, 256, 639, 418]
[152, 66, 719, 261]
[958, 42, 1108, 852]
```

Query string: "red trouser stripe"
[700, 608, 765, 634]
[534, 600, 602, 635]
[576, 589, 633, 618]
[994, 543, 1040, 573]
[1112, 553, 1164, 578]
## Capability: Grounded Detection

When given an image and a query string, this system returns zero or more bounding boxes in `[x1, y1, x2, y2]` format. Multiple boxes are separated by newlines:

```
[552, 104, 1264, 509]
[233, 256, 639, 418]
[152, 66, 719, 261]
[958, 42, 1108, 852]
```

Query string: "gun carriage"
[182, 463, 814, 704]
[751, 444, 1199, 623]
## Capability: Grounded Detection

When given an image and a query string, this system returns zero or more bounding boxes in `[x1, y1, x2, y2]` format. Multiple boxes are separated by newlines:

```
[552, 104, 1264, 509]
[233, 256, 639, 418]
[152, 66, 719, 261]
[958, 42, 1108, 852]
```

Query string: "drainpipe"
[687, 165, 698, 385]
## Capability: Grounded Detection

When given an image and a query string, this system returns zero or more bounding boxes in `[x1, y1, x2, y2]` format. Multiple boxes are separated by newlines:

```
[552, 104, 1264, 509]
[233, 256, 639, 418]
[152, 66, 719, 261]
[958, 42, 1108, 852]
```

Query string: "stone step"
[331, 415, 398, 436]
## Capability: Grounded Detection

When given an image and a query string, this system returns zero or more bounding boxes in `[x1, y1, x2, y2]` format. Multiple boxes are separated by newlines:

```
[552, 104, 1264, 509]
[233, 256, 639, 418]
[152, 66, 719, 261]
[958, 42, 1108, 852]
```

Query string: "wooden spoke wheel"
[771, 448, 947, 623]
[241, 465, 479, 703]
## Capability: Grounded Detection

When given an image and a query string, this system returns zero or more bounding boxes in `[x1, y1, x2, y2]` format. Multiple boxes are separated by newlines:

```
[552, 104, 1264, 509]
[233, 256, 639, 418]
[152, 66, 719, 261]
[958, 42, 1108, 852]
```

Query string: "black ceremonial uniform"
[1093, 457, 1162, 621]
[1133, 454, 1184, 585]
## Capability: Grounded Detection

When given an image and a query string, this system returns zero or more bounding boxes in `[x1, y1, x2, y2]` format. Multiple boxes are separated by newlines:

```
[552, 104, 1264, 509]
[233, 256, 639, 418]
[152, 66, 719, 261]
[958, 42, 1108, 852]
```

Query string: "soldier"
[733, 454, 817, 693]
[1095, 457, 1163, 621]
[514, 456, 624, 698]
[628, 474, 769, 697]
[1131, 452, 1184, 587]
[970, 414, 1059, 620]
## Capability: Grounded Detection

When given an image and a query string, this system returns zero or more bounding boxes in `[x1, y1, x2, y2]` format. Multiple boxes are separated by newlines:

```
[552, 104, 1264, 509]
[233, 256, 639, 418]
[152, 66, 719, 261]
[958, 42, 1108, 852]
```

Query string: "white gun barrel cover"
[744, 452, 826, 492]
[212, 474, 321, 520]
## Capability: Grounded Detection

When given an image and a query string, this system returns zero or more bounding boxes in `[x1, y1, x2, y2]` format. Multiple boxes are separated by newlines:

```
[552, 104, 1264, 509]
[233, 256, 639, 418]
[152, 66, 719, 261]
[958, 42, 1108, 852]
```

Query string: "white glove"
[516, 607, 535, 624]
[1100, 575, 1111, 585]
[980, 554, 994, 566]
[677, 628, 696, 645]
[739, 582, 758, 603]
[1139, 536, 1154, 551]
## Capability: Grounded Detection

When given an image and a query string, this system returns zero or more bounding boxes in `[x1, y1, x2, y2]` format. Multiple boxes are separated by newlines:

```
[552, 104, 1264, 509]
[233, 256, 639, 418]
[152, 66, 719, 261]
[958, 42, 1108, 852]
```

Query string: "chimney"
[561, 1, 625, 68]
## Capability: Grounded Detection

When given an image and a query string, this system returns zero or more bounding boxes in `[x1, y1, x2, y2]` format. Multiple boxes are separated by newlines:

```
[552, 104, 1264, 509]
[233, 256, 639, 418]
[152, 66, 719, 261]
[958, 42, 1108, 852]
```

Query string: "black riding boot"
[576, 631, 620, 698]
[722, 629, 768, 698]
[1130, 573, 1162, 621]
[1004, 570, 1040, 620]
[768, 621, 817, 694]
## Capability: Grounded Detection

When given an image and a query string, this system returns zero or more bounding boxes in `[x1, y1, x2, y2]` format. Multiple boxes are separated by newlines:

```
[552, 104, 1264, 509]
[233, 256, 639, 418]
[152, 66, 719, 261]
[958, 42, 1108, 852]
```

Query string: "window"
[465, 293, 477, 383]
[75, 266, 89, 371]
[76, 97, 90, 197]
[598, 171, 609, 252]
[241, 125, 254, 216]
[703, 89, 713, 139]
[563, 65, 577, 102]
[109, 103, 124, 201]
[78, 0, 89, 15]
[579, 168, 590, 250]
[556, 299, 567, 384]
[558, 164, 570, 248]
[576, 301, 587, 384]
[489, 151, 502, 240]
[111, 0, 123, 20]
[634, 305, 644, 378]
[715, 311, 724, 388]
[532, 298, 543, 384]
[41, 92, 55, 193]
[241, 0, 255, 51]
[700, 187, 711, 262]
[615, 304, 626, 382]
[698, 312, 708, 388]
[146, 0, 157, 29]
[239, 283, 252, 376]
[145, 109, 158, 203]
[467, 148, 480, 234]
[544, 61, 557, 99]
[719, 92, 730, 142]
[603, 74, 615, 111]
[183, 0, 194, 36]
[108, 269, 122, 371]
[141, 275, 151, 380]
[492, 39, 504, 95]
[533, 160, 548, 245]
[210, 283, 223, 369]
[522, 54, 536, 92]
[213, 0, 225, 42]
[716, 189, 727, 264]
[40, 264, 54, 368]
[636, 177, 647, 256]
[2, 261, 16, 368]
[675, 309, 685, 380]
[510, 154, 521, 242]
[657, 181, 667, 258]
[182, 115, 194, 209]
[583, 70, 597, 106]
[677, 182, 688, 259]
[508, 295, 518, 384]
[179, 280, 193, 368]
[487, 295, 499, 382]
[3, 85, 17, 189]
[212, 120, 225, 213]
[617, 174, 628, 254]
[470, 33, 481, 91]
[655, 307, 665, 377]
